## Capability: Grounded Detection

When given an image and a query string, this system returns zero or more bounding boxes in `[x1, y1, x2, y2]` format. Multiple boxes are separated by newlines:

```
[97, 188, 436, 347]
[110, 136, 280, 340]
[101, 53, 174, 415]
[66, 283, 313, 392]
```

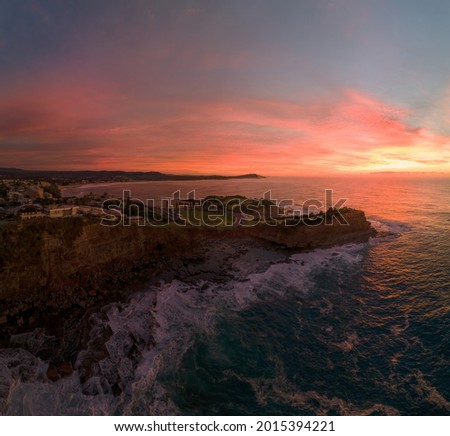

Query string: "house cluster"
[0, 180, 285, 226]
[0, 179, 108, 223]
[0, 179, 59, 205]
[17, 205, 80, 220]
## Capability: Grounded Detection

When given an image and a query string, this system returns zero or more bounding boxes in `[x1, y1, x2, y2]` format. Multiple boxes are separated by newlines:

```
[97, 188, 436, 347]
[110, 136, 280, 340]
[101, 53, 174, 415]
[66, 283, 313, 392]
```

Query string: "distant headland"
[0, 168, 264, 185]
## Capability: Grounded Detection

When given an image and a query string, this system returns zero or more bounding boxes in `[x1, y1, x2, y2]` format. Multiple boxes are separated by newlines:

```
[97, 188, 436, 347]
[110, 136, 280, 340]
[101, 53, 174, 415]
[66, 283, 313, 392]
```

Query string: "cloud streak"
[1, 1, 450, 175]
[0, 77, 449, 175]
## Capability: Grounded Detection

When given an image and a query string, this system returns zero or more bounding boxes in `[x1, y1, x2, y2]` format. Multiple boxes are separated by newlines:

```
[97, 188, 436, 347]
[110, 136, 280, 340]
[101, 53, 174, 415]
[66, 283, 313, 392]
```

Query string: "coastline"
[1, 235, 288, 388]
[60, 180, 178, 194]
[0, 208, 373, 326]
[0, 208, 374, 390]
[59, 177, 269, 197]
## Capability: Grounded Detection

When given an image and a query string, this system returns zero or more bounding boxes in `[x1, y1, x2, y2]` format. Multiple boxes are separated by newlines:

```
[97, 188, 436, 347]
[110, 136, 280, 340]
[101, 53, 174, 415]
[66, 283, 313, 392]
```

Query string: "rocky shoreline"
[2, 236, 291, 390]
[0, 208, 374, 387]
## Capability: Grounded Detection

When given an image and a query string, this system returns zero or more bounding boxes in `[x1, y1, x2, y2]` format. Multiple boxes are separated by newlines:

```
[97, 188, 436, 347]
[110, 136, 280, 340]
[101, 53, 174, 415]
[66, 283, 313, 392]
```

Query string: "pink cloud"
[1, 80, 449, 175]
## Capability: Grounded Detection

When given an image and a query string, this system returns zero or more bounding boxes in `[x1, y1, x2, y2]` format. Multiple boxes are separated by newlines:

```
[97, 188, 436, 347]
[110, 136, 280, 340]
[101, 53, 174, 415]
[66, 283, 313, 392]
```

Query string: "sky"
[0, 0, 449, 175]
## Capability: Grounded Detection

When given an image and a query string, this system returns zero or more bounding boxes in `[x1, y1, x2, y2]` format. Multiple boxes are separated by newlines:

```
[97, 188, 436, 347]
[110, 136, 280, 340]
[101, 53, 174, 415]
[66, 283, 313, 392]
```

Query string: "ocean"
[2, 176, 449, 415]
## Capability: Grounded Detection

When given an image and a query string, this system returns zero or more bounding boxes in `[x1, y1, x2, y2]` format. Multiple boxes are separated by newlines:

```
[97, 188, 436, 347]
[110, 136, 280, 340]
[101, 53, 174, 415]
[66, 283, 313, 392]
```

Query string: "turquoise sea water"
[2, 176, 450, 415]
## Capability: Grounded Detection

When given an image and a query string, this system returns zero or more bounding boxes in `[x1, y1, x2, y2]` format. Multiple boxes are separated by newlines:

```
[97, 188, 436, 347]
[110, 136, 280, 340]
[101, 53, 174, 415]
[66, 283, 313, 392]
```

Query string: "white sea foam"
[125, 242, 368, 414]
[368, 217, 409, 237]
[1, 241, 369, 415]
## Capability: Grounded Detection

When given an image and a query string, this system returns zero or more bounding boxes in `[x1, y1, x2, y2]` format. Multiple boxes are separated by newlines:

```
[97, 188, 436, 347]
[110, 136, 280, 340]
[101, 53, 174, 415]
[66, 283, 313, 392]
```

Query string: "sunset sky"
[0, 0, 449, 175]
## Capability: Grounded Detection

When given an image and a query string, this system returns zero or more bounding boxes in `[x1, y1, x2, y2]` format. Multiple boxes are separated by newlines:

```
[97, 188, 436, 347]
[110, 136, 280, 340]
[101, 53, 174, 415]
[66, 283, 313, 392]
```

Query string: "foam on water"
[368, 217, 410, 237]
[225, 357, 402, 416]
[36, 177, 449, 415]
[125, 242, 368, 414]
[1, 242, 369, 415]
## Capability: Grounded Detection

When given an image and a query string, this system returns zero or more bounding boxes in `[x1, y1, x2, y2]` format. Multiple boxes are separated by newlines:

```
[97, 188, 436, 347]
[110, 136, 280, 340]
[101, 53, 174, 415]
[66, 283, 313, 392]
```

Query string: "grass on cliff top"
[179, 208, 236, 226]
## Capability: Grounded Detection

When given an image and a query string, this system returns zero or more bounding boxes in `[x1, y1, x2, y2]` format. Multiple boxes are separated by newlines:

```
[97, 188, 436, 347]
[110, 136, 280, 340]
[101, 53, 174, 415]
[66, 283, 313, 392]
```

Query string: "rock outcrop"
[247, 208, 373, 249]
[0, 219, 204, 328]
[0, 208, 373, 327]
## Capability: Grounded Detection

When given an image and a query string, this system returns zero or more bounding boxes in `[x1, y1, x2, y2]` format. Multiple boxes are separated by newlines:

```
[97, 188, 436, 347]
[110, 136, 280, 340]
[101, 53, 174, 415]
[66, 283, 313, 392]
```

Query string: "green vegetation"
[43, 182, 61, 199]
[180, 208, 234, 226]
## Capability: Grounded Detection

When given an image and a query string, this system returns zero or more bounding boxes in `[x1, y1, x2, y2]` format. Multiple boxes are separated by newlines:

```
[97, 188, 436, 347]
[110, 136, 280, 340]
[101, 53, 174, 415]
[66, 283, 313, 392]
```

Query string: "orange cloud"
[0, 81, 449, 175]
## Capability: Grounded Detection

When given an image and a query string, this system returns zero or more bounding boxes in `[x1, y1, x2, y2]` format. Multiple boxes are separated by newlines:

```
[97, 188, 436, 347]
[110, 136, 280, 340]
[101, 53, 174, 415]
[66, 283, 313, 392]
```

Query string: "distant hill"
[0, 168, 265, 184]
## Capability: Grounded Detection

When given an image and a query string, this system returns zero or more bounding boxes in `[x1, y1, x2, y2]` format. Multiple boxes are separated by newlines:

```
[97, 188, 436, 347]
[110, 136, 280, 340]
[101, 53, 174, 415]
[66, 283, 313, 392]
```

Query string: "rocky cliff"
[247, 208, 373, 249]
[0, 208, 373, 327]
[0, 219, 203, 327]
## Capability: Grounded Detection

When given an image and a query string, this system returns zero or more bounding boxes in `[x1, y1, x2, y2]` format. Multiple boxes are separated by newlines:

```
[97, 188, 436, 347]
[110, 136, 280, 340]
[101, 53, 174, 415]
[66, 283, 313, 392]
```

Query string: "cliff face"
[247, 209, 373, 249]
[0, 219, 203, 322]
[0, 209, 372, 325]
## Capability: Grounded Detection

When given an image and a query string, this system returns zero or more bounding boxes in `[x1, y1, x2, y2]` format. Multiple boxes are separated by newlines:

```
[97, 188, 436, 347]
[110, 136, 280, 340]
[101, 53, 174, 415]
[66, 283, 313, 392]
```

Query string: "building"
[172, 198, 202, 208]
[17, 206, 45, 220]
[78, 205, 104, 216]
[45, 206, 79, 218]
[25, 186, 44, 201]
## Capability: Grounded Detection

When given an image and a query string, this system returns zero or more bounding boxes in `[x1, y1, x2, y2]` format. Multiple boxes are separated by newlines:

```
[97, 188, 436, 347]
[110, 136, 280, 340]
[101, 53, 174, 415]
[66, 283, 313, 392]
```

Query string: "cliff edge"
[0, 208, 373, 327]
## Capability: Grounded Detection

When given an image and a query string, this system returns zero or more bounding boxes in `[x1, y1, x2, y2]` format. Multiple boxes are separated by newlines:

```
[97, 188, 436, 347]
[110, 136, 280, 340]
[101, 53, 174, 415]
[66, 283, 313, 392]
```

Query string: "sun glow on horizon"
[0, 2, 450, 176]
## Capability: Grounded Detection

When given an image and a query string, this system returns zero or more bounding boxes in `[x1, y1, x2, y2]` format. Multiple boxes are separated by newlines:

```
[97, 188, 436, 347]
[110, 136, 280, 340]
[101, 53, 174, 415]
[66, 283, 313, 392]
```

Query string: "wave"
[0, 241, 374, 415]
[368, 217, 410, 238]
